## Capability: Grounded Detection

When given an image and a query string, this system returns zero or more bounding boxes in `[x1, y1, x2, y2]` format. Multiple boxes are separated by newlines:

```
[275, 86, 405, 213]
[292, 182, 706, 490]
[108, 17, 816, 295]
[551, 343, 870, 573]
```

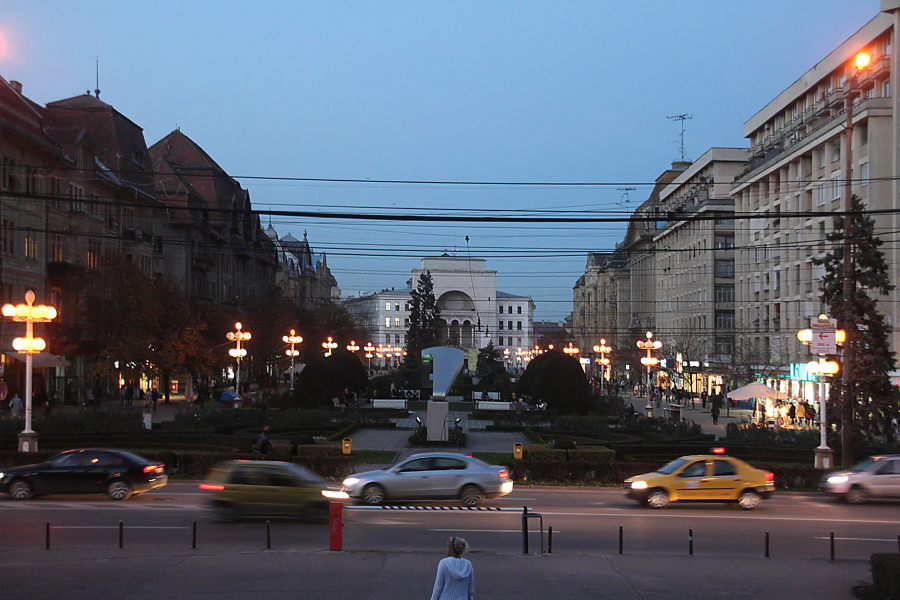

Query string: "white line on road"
[51, 526, 189, 530]
[429, 529, 558, 533]
[533, 511, 900, 525]
[813, 537, 899, 542]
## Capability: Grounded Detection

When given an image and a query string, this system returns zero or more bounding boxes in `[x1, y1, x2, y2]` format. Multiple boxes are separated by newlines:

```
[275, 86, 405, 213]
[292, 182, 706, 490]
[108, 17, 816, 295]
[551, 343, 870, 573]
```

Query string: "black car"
[0, 448, 168, 501]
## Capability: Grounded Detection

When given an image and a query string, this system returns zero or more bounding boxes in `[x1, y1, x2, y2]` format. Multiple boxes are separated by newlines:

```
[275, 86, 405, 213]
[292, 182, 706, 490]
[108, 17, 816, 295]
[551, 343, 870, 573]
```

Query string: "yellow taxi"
[623, 450, 775, 510]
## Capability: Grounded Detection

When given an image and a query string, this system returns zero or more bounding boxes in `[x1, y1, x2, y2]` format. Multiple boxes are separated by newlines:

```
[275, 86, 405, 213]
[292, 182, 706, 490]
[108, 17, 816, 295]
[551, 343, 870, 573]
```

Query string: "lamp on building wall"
[797, 314, 844, 469]
[282, 329, 303, 391]
[2, 291, 57, 452]
[227, 322, 250, 394]
[838, 51, 871, 468]
[637, 331, 662, 413]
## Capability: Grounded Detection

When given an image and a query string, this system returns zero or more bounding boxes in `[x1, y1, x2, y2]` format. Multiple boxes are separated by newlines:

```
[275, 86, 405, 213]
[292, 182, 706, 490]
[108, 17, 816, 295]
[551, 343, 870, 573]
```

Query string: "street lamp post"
[282, 329, 303, 391]
[322, 336, 338, 357]
[839, 51, 871, 468]
[2, 291, 57, 452]
[637, 331, 662, 414]
[798, 315, 845, 469]
[226, 322, 250, 394]
[363, 342, 375, 373]
[593, 339, 612, 392]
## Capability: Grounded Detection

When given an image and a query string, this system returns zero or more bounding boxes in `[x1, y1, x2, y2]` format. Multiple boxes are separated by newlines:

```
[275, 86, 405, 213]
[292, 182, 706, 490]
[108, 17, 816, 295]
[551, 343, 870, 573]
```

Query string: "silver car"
[342, 452, 513, 506]
[821, 455, 900, 503]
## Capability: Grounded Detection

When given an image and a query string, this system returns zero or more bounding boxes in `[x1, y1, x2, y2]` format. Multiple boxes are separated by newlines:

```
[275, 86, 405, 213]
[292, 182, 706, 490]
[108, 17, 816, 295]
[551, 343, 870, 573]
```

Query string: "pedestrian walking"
[10, 392, 23, 418]
[431, 537, 474, 600]
[711, 403, 720, 425]
[151, 387, 160, 412]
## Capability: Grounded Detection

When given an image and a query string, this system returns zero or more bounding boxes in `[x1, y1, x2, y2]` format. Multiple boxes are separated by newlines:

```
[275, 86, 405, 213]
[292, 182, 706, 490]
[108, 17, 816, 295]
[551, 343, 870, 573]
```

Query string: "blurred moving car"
[199, 460, 348, 520]
[0, 448, 167, 501]
[821, 454, 900, 503]
[623, 452, 775, 510]
[342, 452, 513, 506]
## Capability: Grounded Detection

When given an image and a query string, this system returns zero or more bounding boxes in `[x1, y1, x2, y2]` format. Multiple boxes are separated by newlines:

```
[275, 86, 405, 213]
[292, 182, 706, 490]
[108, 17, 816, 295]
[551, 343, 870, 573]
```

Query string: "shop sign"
[810, 316, 838, 355]
[790, 362, 816, 382]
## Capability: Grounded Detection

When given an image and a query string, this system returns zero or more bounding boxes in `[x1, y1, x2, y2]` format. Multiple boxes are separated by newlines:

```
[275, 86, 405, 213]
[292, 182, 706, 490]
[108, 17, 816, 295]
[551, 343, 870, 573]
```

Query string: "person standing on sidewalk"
[431, 537, 474, 600]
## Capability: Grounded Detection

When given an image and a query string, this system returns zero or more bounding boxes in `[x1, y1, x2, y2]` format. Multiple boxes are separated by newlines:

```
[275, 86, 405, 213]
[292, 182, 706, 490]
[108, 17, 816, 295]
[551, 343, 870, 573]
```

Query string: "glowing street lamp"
[797, 314, 844, 469]
[282, 329, 303, 391]
[563, 343, 580, 356]
[593, 339, 612, 389]
[346, 340, 360, 353]
[637, 331, 662, 407]
[363, 342, 375, 372]
[2, 291, 57, 451]
[226, 322, 250, 394]
[322, 336, 338, 357]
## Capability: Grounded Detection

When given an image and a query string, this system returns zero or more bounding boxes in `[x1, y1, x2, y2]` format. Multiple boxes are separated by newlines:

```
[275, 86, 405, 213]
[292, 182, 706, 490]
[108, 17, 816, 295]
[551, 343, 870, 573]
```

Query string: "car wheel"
[107, 480, 132, 501]
[845, 486, 868, 504]
[362, 483, 386, 505]
[647, 488, 670, 509]
[738, 490, 761, 510]
[9, 479, 33, 500]
[460, 484, 484, 507]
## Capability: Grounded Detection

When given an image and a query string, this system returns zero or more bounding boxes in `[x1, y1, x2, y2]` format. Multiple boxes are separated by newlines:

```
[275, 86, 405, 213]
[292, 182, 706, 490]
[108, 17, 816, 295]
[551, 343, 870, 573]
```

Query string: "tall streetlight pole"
[593, 339, 612, 392]
[364, 342, 375, 373]
[2, 291, 57, 452]
[227, 322, 250, 394]
[798, 316, 844, 469]
[840, 51, 871, 468]
[283, 329, 303, 391]
[637, 331, 662, 414]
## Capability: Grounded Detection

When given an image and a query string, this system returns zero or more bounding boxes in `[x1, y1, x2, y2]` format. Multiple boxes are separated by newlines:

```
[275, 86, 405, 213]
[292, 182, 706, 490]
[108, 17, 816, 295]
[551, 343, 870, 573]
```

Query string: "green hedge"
[856, 553, 900, 600]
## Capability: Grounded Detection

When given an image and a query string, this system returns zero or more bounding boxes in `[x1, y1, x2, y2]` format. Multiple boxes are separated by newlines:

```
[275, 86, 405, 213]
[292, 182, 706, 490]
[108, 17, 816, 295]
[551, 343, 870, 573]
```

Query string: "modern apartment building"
[731, 5, 900, 395]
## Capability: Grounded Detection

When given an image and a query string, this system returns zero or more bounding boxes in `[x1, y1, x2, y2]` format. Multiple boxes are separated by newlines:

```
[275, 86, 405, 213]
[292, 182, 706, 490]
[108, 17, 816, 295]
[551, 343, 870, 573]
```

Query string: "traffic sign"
[810, 316, 837, 355]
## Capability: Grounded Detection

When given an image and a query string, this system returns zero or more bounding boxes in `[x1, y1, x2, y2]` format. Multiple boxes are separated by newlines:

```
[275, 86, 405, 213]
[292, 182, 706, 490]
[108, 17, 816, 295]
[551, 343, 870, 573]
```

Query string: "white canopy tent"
[726, 382, 789, 400]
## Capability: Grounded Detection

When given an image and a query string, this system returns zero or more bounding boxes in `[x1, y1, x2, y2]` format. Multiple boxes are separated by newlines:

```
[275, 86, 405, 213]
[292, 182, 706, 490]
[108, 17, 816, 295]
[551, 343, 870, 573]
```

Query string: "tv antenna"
[667, 114, 692, 162]
[616, 187, 636, 206]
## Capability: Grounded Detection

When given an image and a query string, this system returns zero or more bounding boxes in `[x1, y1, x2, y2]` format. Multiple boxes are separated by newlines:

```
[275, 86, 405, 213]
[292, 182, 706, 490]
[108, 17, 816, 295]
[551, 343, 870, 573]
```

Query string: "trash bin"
[342, 437, 352, 455]
[514, 443, 523, 460]
[644, 404, 654, 418]
[665, 404, 681, 422]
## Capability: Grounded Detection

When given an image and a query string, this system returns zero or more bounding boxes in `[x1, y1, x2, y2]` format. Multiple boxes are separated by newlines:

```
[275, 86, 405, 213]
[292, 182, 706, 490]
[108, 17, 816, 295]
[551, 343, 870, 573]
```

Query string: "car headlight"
[343, 477, 360, 486]
[630, 480, 648, 490]
[826, 475, 848, 484]
[322, 490, 350, 499]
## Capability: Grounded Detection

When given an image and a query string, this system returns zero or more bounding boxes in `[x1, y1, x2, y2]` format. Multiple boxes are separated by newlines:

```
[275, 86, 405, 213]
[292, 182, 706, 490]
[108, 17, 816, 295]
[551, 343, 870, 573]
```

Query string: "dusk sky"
[0, 1, 877, 320]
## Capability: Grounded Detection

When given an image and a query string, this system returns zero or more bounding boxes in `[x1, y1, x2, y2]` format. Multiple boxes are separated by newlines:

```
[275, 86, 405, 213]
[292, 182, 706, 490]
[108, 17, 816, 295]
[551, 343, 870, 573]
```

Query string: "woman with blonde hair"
[430, 536, 474, 600]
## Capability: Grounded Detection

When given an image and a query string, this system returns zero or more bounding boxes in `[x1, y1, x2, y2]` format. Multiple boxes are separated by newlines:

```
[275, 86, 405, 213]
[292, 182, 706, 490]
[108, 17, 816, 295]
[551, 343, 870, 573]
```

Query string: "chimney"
[9, 80, 22, 94]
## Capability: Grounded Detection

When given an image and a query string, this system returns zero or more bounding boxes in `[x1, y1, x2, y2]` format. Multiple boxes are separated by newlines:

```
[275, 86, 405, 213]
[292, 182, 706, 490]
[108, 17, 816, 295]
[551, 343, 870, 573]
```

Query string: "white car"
[342, 452, 513, 506]
[821, 455, 900, 503]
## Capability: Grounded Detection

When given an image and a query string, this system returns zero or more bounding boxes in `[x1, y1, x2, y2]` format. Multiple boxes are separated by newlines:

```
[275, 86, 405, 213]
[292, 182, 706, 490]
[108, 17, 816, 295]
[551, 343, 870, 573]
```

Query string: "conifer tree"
[399, 272, 442, 387]
[814, 195, 900, 456]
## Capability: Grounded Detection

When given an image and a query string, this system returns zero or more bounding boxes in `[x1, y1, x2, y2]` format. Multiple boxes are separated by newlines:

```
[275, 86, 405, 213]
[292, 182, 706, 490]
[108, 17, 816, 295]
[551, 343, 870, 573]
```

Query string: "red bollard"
[329, 501, 343, 551]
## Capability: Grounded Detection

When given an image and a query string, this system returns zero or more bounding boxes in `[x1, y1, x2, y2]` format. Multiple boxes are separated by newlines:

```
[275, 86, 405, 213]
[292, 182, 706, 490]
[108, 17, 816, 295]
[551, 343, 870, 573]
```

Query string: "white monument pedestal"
[426, 399, 449, 442]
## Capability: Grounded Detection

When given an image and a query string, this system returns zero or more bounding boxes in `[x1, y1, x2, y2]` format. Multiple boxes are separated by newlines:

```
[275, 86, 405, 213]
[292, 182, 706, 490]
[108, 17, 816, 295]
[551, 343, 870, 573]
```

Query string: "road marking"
[814, 536, 899, 542]
[532, 511, 900, 525]
[51, 526, 189, 530]
[429, 528, 556, 533]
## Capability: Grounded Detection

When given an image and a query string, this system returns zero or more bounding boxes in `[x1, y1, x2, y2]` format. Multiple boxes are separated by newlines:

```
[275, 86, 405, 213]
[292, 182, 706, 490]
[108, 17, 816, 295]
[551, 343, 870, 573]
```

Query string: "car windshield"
[657, 457, 691, 475]
[851, 458, 877, 473]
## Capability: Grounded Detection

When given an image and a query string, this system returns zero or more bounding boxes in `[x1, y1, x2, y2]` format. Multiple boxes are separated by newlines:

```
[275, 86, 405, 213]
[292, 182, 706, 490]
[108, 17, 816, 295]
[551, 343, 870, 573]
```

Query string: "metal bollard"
[830, 532, 835, 560]
[548, 526, 553, 554]
[119, 521, 124, 549]
[266, 520, 272, 549]
[45, 522, 50, 550]
[765, 531, 769, 558]
[618, 526, 623, 555]
[520, 506, 544, 555]
[192, 521, 197, 549]
[688, 528, 693, 556]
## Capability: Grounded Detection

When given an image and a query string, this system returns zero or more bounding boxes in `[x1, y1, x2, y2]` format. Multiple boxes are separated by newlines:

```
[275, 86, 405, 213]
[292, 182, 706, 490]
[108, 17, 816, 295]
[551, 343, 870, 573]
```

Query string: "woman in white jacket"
[431, 537, 474, 600]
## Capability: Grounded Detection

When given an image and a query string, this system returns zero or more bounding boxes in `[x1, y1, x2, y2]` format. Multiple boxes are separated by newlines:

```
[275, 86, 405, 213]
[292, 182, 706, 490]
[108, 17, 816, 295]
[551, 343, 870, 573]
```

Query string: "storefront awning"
[4, 352, 71, 368]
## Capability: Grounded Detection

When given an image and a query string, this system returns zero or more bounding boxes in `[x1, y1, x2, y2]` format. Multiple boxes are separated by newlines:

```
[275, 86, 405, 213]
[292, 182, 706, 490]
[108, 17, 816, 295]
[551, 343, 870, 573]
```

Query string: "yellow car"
[623, 453, 775, 510]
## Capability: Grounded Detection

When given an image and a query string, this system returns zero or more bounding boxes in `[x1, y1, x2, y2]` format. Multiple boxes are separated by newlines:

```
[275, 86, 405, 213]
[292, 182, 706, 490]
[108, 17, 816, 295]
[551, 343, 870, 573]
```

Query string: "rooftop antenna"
[667, 114, 692, 162]
[94, 57, 101, 98]
[616, 187, 636, 206]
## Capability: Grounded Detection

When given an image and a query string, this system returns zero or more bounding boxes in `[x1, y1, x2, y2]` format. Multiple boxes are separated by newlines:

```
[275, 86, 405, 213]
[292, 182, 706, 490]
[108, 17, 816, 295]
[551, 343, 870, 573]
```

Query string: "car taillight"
[143, 464, 163, 474]
[498, 469, 510, 479]
[765, 472, 775, 484]
[199, 483, 225, 491]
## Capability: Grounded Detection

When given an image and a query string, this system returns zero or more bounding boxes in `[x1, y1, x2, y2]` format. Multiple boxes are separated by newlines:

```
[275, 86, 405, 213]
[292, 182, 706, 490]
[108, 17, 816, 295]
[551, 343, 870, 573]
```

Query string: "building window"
[715, 310, 735, 330]
[23, 228, 37, 260]
[714, 234, 734, 250]
[87, 240, 101, 269]
[714, 284, 735, 303]
[2, 219, 14, 255]
[68, 183, 87, 213]
[50, 234, 64, 262]
[498, 322, 504, 330]
[385, 317, 391, 328]
[395, 303, 400, 312]
[516, 321, 522, 330]
[385, 302, 391, 311]
[861, 162, 869, 186]
[817, 181, 827, 206]
[508, 321, 513, 330]
[394, 318, 400, 327]
[498, 306, 503, 314]
[714, 259, 735, 278]
[517, 306, 522, 314]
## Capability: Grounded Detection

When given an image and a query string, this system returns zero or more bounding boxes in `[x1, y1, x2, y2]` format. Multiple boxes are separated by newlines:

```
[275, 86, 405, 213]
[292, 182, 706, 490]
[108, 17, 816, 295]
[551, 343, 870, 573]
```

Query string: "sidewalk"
[622, 392, 754, 440]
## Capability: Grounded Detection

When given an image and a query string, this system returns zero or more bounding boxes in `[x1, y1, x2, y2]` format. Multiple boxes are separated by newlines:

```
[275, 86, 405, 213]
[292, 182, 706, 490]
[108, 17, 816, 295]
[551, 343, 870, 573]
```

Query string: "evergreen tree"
[474, 342, 509, 392]
[399, 272, 442, 386]
[814, 194, 900, 455]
